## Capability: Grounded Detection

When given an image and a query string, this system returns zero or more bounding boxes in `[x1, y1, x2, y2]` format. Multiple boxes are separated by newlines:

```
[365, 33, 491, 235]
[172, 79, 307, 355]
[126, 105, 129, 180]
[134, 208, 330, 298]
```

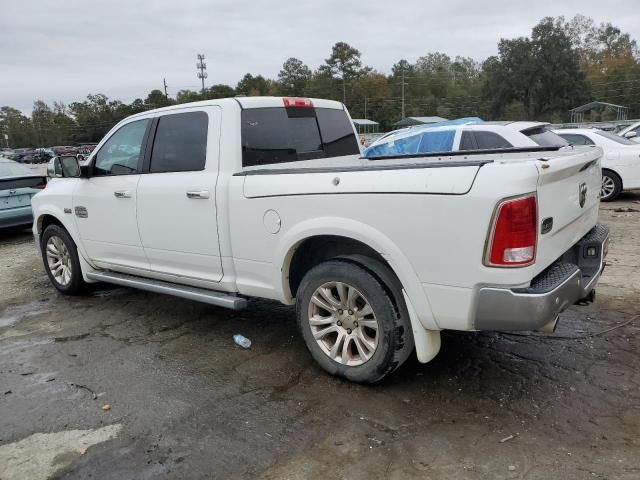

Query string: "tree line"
[2, 15, 639, 148]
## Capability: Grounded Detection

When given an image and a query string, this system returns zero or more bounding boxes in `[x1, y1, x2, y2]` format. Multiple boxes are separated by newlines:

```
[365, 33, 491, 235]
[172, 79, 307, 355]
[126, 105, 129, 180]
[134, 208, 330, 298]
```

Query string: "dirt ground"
[0, 193, 639, 480]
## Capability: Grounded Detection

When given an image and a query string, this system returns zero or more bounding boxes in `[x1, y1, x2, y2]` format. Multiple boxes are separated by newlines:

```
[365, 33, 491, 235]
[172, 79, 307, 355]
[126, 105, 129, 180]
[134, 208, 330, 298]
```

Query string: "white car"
[363, 121, 567, 157]
[553, 128, 640, 201]
[32, 97, 607, 383]
[618, 121, 640, 143]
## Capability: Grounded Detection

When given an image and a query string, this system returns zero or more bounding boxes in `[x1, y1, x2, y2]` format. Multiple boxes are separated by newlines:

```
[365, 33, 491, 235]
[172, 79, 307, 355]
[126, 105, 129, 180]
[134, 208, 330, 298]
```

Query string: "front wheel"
[41, 224, 86, 295]
[296, 259, 413, 383]
[601, 170, 622, 202]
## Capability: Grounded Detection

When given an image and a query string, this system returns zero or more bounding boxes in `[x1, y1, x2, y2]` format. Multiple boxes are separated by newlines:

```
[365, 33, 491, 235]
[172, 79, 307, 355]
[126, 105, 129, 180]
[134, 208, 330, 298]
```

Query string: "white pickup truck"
[33, 97, 608, 383]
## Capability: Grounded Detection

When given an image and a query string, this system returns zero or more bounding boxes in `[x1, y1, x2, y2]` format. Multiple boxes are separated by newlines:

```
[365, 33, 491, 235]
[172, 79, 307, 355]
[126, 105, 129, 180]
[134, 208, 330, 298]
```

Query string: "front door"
[73, 118, 151, 271]
[136, 108, 223, 283]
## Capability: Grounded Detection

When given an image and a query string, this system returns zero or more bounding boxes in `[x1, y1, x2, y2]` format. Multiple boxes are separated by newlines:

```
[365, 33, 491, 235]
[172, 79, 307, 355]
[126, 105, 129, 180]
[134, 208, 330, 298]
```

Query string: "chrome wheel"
[307, 281, 379, 366]
[601, 175, 616, 200]
[45, 236, 72, 286]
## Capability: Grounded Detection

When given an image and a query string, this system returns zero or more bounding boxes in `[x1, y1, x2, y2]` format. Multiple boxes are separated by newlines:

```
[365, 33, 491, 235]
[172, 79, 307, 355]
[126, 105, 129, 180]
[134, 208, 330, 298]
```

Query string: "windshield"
[595, 130, 637, 145]
[0, 160, 36, 177]
[522, 127, 568, 147]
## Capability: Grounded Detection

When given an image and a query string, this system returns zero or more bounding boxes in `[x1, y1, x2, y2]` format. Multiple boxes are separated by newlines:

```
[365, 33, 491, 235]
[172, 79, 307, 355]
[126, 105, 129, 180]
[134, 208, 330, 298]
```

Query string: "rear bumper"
[0, 206, 33, 229]
[475, 224, 609, 331]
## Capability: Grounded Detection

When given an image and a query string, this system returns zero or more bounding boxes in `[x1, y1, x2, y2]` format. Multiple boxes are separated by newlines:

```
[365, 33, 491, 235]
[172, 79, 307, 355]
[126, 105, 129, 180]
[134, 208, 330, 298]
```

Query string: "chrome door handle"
[114, 190, 132, 198]
[186, 190, 210, 199]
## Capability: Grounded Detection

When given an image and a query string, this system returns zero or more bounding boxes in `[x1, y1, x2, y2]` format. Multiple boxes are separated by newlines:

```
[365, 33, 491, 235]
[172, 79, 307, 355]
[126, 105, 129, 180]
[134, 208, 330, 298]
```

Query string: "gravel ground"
[0, 192, 639, 480]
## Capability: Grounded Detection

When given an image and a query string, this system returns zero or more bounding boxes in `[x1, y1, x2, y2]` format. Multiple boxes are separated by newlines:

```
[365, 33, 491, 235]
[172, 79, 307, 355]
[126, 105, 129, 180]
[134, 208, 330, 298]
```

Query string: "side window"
[94, 119, 149, 175]
[150, 112, 208, 173]
[459, 131, 476, 150]
[473, 131, 513, 149]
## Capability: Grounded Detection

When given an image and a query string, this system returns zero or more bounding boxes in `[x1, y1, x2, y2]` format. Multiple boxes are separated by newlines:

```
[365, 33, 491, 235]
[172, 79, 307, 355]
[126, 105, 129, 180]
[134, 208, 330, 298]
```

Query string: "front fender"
[274, 216, 439, 331]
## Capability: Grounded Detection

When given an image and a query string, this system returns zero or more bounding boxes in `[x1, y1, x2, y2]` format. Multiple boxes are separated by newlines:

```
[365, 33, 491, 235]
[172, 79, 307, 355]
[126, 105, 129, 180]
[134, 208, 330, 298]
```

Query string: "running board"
[86, 271, 248, 310]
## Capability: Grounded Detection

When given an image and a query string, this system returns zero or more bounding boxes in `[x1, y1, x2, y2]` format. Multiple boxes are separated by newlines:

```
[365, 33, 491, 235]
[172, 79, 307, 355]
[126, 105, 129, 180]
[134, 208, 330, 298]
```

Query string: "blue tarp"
[363, 117, 483, 157]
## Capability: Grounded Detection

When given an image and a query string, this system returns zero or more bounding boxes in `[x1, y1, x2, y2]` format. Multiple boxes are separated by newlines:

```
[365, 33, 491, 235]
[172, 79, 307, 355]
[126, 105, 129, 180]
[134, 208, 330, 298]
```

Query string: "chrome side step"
[86, 271, 247, 310]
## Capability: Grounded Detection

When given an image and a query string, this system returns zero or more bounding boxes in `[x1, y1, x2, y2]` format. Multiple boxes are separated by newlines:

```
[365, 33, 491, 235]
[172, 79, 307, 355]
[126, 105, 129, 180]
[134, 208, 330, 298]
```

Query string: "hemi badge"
[64, 208, 72, 214]
[74, 206, 88, 218]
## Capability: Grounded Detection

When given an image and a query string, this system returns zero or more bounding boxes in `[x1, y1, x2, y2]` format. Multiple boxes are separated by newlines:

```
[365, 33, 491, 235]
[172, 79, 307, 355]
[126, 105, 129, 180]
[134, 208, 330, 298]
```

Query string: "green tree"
[0, 106, 34, 148]
[278, 57, 311, 96]
[145, 89, 172, 108]
[318, 42, 370, 103]
[236, 73, 269, 96]
[482, 18, 589, 120]
[203, 84, 236, 99]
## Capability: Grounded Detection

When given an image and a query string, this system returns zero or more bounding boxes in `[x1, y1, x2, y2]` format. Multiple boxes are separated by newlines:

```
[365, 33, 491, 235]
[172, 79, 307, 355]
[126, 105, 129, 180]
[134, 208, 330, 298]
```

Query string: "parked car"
[0, 158, 47, 228]
[618, 121, 640, 143]
[363, 120, 567, 157]
[33, 97, 607, 383]
[553, 128, 640, 201]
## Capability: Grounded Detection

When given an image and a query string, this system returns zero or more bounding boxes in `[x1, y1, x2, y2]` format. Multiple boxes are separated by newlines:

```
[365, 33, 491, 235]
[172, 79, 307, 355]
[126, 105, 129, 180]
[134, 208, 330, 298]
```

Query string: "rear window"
[557, 133, 594, 146]
[241, 107, 359, 167]
[459, 130, 513, 150]
[523, 127, 568, 147]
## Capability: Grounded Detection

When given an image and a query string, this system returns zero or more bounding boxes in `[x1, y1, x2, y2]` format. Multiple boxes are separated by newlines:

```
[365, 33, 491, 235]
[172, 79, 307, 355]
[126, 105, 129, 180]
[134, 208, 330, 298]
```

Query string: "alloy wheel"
[601, 175, 616, 200]
[45, 236, 72, 286]
[307, 281, 379, 366]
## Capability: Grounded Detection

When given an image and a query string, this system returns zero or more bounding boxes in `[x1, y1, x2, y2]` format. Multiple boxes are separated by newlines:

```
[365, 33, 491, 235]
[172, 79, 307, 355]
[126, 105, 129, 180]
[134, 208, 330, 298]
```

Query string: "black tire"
[40, 224, 86, 295]
[601, 169, 622, 202]
[296, 259, 413, 383]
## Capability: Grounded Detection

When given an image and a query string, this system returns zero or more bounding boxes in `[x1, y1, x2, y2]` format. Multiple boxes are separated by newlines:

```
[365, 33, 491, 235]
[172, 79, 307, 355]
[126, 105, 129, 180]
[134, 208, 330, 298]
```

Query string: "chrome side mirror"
[47, 156, 81, 178]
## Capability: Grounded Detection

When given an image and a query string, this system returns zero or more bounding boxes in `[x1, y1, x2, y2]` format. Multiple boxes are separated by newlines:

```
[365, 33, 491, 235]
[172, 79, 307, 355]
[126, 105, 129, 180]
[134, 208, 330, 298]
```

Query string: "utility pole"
[342, 76, 347, 105]
[364, 97, 368, 119]
[196, 54, 208, 94]
[163, 78, 169, 99]
[401, 67, 406, 120]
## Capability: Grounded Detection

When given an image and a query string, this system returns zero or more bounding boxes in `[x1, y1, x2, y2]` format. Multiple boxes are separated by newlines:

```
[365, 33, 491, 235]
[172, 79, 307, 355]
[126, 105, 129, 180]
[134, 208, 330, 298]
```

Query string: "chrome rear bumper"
[474, 224, 609, 331]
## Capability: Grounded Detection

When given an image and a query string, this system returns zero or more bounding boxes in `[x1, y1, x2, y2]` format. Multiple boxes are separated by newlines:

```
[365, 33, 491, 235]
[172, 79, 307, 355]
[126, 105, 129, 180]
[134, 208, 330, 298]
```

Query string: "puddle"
[0, 301, 51, 328]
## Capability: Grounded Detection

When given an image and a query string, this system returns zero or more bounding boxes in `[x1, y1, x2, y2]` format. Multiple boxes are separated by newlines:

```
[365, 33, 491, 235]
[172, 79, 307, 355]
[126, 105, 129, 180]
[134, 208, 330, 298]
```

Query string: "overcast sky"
[1, 0, 638, 114]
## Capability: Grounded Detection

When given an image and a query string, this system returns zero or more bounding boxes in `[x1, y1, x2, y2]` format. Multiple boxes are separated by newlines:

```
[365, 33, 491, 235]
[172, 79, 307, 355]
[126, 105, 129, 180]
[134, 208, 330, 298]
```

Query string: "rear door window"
[150, 111, 208, 173]
[241, 107, 359, 167]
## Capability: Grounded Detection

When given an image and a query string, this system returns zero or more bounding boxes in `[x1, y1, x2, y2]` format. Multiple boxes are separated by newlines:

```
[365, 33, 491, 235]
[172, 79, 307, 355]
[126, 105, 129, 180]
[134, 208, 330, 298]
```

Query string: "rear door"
[535, 148, 602, 269]
[136, 107, 223, 283]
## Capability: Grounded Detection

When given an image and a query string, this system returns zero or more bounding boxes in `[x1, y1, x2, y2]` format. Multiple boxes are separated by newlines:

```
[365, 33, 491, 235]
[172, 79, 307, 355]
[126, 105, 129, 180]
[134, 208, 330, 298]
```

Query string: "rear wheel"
[41, 224, 86, 295]
[296, 259, 413, 383]
[601, 169, 622, 202]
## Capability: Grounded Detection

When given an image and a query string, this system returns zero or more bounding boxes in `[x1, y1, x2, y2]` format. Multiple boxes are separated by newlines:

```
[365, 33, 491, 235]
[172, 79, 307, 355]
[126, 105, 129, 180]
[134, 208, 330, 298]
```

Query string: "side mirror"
[47, 156, 81, 178]
[624, 131, 638, 139]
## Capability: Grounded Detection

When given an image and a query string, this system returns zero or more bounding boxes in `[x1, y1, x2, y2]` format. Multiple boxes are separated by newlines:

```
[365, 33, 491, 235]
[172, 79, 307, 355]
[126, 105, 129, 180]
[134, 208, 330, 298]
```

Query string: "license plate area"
[1, 194, 31, 208]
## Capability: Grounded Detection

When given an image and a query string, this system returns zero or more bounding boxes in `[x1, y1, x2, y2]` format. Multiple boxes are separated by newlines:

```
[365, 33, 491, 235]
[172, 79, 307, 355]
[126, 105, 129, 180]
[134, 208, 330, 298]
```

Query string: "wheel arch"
[276, 218, 438, 331]
[602, 167, 623, 189]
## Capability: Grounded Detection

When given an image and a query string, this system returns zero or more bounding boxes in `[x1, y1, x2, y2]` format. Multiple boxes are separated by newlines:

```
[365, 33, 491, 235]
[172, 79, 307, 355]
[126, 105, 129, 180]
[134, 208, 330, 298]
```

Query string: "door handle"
[186, 190, 210, 199]
[114, 190, 132, 198]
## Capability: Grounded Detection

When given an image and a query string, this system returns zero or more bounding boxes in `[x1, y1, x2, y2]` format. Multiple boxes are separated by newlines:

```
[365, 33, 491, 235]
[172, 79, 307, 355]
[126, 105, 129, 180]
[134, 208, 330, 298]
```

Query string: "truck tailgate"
[535, 147, 602, 271]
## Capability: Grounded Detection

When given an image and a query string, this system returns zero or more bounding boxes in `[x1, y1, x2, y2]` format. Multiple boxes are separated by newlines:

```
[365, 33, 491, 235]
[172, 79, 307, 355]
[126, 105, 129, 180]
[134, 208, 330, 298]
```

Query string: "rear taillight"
[35, 179, 47, 189]
[282, 97, 313, 108]
[485, 194, 537, 267]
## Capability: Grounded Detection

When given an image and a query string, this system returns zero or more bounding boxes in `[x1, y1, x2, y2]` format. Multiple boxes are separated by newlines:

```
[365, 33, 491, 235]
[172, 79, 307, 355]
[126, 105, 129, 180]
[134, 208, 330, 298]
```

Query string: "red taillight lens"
[282, 97, 313, 108]
[486, 195, 537, 267]
[35, 179, 47, 189]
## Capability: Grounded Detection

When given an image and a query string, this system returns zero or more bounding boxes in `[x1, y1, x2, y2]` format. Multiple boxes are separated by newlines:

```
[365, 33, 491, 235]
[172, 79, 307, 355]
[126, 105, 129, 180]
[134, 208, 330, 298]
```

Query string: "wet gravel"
[0, 192, 639, 480]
